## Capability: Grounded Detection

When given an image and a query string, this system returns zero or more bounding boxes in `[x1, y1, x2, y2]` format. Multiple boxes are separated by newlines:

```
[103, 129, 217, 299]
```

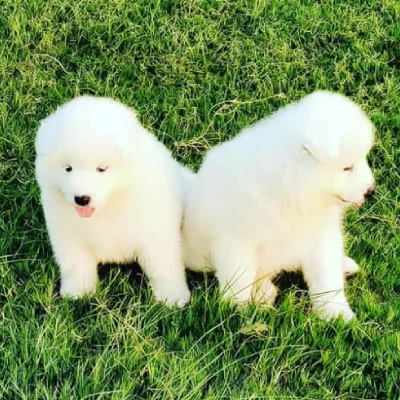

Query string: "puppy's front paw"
[252, 279, 278, 307]
[314, 303, 355, 322]
[221, 287, 252, 307]
[152, 284, 191, 308]
[60, 276, 97, 299]
[343, 256, 360, 277]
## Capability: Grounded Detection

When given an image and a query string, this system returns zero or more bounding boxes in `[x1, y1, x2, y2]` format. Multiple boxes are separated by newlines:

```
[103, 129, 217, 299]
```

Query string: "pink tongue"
[75, 206, 96, 218]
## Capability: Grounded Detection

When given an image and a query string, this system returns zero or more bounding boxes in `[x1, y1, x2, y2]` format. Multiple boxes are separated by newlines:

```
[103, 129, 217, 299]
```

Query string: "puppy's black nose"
[364, 188, 375, 200]
[74, 195, 91, 206]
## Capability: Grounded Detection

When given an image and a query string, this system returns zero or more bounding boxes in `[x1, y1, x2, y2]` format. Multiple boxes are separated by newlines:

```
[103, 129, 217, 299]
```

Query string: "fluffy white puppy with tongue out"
[35, 96, 192, 306]
[183, 91, 375, 321]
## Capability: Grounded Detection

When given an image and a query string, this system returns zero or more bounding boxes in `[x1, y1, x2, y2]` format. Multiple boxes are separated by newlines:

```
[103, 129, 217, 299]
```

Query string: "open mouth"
[75, 206, 96, 218]
[336, 196, 363, 208]
[337, 196, 351, 204]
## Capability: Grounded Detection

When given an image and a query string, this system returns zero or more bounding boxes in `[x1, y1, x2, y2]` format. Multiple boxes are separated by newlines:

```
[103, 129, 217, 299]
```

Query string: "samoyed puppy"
[36, 96, 192, 306]
[183, 91, 375, 321]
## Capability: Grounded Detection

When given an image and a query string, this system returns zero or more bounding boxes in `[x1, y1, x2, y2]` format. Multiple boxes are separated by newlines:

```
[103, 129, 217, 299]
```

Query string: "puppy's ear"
[35, 115, 56, 157]
[302, 130, 339, 162]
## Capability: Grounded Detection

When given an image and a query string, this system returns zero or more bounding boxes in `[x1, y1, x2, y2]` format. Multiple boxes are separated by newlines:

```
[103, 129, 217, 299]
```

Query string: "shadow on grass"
[97, 263, 309, 307]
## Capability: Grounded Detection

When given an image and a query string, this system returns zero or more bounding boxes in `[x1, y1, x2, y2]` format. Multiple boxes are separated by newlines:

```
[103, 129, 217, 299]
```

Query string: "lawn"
[1, 0, 400, 398]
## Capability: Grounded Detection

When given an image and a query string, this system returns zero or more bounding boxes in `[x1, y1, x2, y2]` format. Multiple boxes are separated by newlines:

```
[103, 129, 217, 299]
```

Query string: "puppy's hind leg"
[212, 239, 257, 305]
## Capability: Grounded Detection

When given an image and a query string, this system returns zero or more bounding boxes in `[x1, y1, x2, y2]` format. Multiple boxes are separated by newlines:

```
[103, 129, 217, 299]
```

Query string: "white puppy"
[36, 96, 191, 306]
[183, 91, 375, 321]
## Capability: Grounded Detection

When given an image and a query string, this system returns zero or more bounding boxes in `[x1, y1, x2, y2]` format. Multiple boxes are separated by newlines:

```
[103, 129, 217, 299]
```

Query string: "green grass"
[1, 0, 400, 398]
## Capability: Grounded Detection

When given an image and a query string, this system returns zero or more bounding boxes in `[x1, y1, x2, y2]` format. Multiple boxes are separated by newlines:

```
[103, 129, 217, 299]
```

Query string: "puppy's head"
[299, 91, 375, 208]
[35, 96, 141, 218]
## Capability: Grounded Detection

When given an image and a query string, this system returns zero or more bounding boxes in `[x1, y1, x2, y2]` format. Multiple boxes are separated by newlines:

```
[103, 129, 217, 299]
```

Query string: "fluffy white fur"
[183, 91, 375, 321]
[36, 96, 192, 306]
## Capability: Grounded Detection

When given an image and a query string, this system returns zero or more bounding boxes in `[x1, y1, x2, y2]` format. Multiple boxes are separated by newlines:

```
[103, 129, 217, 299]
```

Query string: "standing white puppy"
[183, 91, 375, 320]
[36, 96, 191, 306]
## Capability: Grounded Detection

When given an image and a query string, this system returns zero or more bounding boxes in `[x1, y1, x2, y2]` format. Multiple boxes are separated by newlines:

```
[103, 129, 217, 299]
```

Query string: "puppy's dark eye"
[65, 165, 72, 172]
[96, 166, 108, 173]
[344, 165, 354, 172]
